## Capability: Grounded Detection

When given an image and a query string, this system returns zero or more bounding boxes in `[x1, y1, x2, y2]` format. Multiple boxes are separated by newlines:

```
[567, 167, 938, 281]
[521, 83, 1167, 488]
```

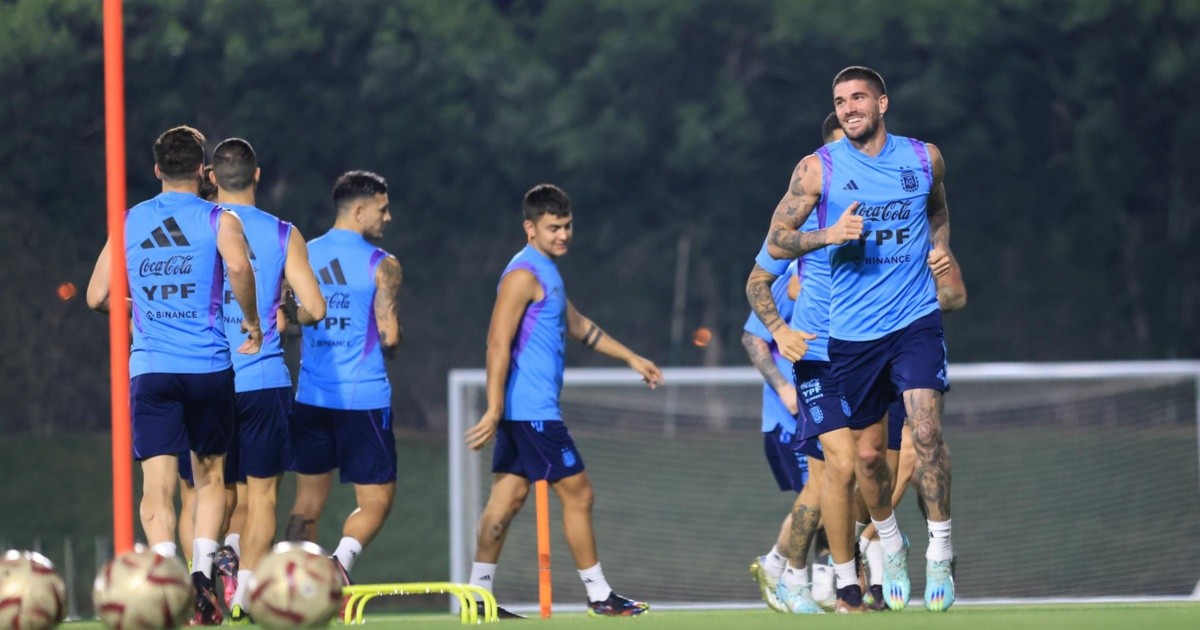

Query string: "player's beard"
[845, 112, 881, 143]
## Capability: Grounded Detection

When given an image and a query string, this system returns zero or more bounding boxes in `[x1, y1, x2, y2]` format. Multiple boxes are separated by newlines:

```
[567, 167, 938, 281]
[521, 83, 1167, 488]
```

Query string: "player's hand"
[238, 320, 263, 355]
[772, 327, 817, 362]
[466, 408, 503, 451]
[927, 246, 951, 278]
[825, 202, 863, 245]
[778, 383, 799, 416]
[628, 356, 663, 390]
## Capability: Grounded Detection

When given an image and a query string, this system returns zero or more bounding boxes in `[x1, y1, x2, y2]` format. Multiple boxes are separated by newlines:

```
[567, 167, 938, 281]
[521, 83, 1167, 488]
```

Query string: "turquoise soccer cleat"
[774, 580, 824, 614]
[881, 535, 911, 610]
[924, 558, 955, 611]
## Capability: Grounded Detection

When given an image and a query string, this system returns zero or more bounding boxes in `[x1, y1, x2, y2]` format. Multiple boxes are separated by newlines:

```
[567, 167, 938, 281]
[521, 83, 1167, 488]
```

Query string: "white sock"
[763, 545, 788, 579]
[865, 540, 884, 586]
[333, 537, 363, 574]
[833, 559, 858, 589]
[872, 512, 904, 554]
[578, 563, 613, 603]
[857, 536, 870, 560]
[469, 562, 498, 593]
[232, 570, 252, 608]
[192, 538, 220, 578]
[780, 563, 809, 588]
[223, 534, 241, 556]
[151, 542, 177, 558]
[927, 519, 953, 561]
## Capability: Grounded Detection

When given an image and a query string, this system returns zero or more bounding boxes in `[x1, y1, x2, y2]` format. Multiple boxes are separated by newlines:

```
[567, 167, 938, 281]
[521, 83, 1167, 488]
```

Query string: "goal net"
[447, 362, 1200, 607]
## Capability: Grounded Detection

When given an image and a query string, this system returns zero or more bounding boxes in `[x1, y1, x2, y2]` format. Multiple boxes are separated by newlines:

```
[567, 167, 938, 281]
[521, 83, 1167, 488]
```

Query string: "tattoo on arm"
[746, 272, 785, 333]
[582, 323, 604, 348]
[375, 258, 403, 354]
[742, 333, 789, 391]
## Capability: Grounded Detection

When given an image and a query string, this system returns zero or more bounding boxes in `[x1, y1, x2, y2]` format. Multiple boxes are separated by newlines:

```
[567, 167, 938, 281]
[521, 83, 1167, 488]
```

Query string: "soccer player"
[208, 138, 327, 622]
[752, 66, 958, 612]
[285, 171, 402, 588]
[464, 184, 663, 618]
[86, 125, 263, 625]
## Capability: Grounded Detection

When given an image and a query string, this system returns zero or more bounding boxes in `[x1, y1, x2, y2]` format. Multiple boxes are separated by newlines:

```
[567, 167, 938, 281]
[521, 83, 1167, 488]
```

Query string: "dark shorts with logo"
[791, 433, 826, 463]
[289, 402, 396, 485]
[792, 360, 856, 442]
[492, 420, 586, 482]
[829, 310, 948, 433]
[762, 425, 809, 492]
[131, 369, 234, 461]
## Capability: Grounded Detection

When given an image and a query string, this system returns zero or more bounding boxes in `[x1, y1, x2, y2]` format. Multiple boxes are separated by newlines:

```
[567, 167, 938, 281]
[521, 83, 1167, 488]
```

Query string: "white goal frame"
[447, 361, 1200, 606]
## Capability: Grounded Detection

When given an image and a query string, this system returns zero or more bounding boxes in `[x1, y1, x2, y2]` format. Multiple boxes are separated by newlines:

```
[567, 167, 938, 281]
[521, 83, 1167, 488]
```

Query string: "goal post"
[448, 362, 1200, 607]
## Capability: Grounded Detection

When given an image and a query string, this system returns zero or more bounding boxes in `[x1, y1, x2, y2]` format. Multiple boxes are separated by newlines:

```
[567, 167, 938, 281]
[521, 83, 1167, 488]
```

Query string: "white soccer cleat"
[774, 580, 824, 614]
[749, 557, 786, 613]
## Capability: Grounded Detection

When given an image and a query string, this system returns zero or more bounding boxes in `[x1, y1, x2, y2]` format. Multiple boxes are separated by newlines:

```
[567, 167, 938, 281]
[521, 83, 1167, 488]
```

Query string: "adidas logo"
[317, 259, 347, 285]
[479, 575, 492, 582]
[843, 180, 860, 191]
[140, 217, 191, 249]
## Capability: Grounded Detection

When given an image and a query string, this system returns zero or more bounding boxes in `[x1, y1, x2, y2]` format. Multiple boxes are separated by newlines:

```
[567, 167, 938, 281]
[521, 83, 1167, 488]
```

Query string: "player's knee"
[856, 443, 886, 469]
[824, 454, 855, 485]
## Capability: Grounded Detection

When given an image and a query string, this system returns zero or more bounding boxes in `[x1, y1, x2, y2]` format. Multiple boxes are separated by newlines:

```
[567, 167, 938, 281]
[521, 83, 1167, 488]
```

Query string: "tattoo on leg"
[906, 391, 952, 518]
[284, 514, 314, 542]
[788, 504, 822, 563]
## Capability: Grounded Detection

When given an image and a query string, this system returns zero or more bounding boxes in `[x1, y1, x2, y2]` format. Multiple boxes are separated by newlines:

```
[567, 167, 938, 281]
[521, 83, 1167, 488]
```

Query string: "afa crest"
[900, 169, 919, 193]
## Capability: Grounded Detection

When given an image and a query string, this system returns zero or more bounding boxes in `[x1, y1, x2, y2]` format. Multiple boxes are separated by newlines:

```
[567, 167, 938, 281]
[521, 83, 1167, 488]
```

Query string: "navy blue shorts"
[762, 425, 809, 492]
[829, 310, 949, 429]
[492, 420, 585, 482]
[131, 370, 235, 461]
[236, 387, 293, 479]
[792, 360, 854, 441]
[792, 434, 825, 462]
[289, 402, 396, 485]
[887, 400, 906, 451]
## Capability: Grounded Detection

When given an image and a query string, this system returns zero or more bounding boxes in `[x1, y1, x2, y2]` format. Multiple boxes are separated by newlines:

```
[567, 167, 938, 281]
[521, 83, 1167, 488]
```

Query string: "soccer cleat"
[331, 557, 354, 622]
[227, 604, 252, 625]
[213, 545, 239, 610]
[774, 580, 824, 614]
[190, 571, 224, 626]
[924, 559, 955, 612]
[749, 557, 786, 613]
[478, 601, 526, 620]
[881, 535, 911, 610]
[587, 592, 649, 617]
[865, 584, 888, 611]
[834, 584, 868, 613]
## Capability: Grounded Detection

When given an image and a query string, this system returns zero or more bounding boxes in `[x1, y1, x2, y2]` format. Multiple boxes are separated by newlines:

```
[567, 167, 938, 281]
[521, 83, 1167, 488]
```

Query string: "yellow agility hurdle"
[342, 582, 499, 625]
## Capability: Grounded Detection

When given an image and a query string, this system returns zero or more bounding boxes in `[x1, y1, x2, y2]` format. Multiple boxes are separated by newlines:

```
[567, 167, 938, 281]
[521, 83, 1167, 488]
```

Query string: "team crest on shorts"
[561, 447, 577, 467]
[901, 169, 919, 192]
[840, 397, 852, 417]
[810, 406, 824, 424]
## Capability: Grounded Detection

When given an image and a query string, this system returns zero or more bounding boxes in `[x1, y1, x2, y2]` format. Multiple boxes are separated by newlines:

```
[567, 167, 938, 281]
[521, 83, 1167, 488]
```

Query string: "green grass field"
[54, 602, 1200, 629]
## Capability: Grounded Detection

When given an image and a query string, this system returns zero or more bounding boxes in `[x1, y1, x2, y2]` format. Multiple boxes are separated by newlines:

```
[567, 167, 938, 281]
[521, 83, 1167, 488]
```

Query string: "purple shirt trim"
[505, 262, 548, 361]
[907, 138, 933, 187]
[816, 146, 833, 229]
[362, 249, 389, 360]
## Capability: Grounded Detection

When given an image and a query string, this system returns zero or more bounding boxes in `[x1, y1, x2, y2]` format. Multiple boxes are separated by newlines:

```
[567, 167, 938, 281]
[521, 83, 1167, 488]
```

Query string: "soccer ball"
[92, 547, 193, 629]
[0, 550, 66, 629]
[248, 542, 343, 629]
[810, 561, 837, 611]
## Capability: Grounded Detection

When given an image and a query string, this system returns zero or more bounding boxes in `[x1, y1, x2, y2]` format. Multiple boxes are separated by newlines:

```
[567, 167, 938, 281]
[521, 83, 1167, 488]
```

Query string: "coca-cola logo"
[138, 255, 194, 277]
[327, 292, 351, 309]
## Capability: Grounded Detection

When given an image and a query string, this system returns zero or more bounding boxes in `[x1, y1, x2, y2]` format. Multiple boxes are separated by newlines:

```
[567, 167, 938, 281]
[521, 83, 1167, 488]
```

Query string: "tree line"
[1, 0, 1196, 433]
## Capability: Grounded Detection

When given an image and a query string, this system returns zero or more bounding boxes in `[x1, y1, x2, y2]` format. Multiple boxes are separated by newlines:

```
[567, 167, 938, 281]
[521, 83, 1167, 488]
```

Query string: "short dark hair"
[198, 166, 218, 201]
[153, 125, 205, 180]
[333, 170, 388, 210]
[211, 138, 257, 191]
[832, 66, 886, 96]
[821, 111, 841, 143]
[522, 184, 571, 221]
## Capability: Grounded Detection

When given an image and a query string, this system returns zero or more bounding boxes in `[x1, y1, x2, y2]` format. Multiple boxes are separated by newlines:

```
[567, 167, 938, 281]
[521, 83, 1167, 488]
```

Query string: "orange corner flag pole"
[535, 480, 552, 618]
[103, 0, 134, 555]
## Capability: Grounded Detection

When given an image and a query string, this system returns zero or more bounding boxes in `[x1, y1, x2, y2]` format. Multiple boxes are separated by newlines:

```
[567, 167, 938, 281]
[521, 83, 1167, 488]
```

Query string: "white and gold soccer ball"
[0, 550, 66, 630]
[248, 542, 343, 629]
[92, 547, 193, 629]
